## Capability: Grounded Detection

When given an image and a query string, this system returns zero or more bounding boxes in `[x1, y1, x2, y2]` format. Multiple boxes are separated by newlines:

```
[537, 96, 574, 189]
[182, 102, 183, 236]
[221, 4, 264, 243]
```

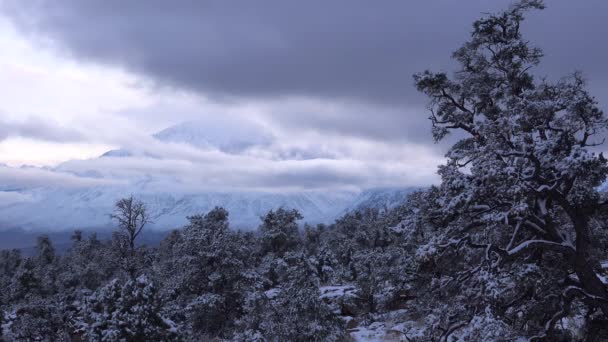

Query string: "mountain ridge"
[0, 121, 416, 232]
[0, 186, 415, 232]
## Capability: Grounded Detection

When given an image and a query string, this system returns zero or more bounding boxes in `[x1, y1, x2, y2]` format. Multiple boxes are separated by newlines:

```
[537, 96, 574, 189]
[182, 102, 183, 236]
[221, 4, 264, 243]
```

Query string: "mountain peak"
[152, 119, 274, 153]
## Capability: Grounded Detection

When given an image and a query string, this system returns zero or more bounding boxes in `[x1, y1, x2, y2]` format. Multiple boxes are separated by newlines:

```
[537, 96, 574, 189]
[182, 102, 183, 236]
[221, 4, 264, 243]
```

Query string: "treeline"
[0, 188, 607, 341]
[0, 195, 414, 341]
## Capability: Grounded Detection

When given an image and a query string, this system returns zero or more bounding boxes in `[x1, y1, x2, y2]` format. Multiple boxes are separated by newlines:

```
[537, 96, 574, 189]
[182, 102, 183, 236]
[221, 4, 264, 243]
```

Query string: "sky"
[0, 0, 607, 192]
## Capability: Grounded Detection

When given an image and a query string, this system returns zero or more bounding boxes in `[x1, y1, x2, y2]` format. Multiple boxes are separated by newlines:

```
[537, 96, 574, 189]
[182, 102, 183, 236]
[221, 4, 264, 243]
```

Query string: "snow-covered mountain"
[0, 186, 414, 231]
[340, 187, 416, 214]
[0, 121, 415, 231]
[153, 120, 273, 153]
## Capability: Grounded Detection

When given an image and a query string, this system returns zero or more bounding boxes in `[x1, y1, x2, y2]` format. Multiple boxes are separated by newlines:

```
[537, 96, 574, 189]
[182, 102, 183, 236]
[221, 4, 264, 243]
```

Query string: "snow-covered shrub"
[4, 300, 70, 342]
[236, 254, 345, 342]
[79, 276, 177, 341]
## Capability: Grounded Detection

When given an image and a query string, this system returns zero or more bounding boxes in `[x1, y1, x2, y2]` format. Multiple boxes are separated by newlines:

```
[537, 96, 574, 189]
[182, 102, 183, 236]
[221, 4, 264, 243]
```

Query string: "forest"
[2, 1, 608, 341]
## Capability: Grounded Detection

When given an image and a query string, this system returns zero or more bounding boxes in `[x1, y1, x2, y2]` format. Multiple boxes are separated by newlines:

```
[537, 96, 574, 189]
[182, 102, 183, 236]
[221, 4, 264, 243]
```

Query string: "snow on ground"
[349, 322, 389, 341]
[597, 273, 608, 285]
[598, 260, 608, 285]
[318, 285, 427, 341]
[349, 320, 426, 341]
[264, 287, 281, 299]
[344, 308, 428, 341]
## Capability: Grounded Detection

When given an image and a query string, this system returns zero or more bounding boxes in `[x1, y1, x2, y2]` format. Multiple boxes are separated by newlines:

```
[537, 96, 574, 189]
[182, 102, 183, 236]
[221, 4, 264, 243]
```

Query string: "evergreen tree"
[79, 275, 176, 341]
[259, 208, 302, 257]
[414, 0, 608, 338]
[237, 253, 344, 342]
[167, 207, 252, 338]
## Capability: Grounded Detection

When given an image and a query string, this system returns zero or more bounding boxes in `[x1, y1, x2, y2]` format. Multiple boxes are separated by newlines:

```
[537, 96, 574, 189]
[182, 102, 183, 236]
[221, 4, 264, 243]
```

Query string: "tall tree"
[111, 196, 150, 252]
[415, 0, 608, 336]
[111, 196, 150, 278]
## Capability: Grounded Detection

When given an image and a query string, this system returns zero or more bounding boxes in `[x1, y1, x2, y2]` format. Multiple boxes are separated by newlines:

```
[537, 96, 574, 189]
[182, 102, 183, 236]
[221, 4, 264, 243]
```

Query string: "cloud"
[0, 116, 85, 143]
[0, 191, 33, 205]
[254, 97, 436, 144]
[0, 109, 442, 193]
[4, 0, 608, 107]
[4, 0, 608, 148]
[1, 0, 607, 192]
[153, 117, 274, 153]
[48, 129, 443, 192]
[0, 164, 122, 189]
[0, 1, 493, 105]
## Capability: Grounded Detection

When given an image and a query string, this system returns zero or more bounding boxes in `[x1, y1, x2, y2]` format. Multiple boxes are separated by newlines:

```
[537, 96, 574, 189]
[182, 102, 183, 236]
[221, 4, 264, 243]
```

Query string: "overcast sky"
[0, 0, 607, 192]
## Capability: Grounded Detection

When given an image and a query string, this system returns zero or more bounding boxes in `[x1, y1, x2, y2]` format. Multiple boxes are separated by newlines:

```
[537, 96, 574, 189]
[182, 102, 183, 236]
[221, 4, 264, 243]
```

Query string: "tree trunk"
[572, 214, 608, 316]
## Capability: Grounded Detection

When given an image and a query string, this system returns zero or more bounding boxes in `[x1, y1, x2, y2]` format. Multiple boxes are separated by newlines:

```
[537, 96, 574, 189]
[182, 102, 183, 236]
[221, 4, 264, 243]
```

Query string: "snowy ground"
[318, 285, 426, 341]
[348, 319, 427, 341]
[599, 260, 608, 285]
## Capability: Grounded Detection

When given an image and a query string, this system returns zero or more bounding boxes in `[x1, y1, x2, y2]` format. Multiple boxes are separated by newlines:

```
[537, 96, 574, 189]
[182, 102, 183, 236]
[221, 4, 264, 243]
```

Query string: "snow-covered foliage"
[78, 276, 177, 341]
[410, 0, 608, 339]
[236, 254, 345, 342]
[160, 207, 255, 338]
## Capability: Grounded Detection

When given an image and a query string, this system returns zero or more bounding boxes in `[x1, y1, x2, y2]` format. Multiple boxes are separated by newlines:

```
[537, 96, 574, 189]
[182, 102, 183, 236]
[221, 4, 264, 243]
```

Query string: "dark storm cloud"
[0, 0, 505, 104]
[266, 99, 434, 144]
[3, 0, 608, 142]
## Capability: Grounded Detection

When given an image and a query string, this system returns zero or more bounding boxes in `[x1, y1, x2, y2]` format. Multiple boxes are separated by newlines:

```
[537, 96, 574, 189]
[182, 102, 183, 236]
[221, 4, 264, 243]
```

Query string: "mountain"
[0, 121, 415, 233]
[0, 186, 414, 253]
[153, 119, 273, 153]
[0, 186, 413, 232]
[340, 187, 417, 214]
[100, 149, 133, 158]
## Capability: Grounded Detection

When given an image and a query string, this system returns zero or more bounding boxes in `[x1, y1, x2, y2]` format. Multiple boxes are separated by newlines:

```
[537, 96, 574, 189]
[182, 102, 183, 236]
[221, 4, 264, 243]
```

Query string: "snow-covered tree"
[259, 208, 302, 257]
[61, 232, 115, 291]
[414, 0, 608, 338]
[166, 207, 253, 338]
[5, 299, 70, 342]
[33, 235, 60, 296]
[10, 258, 42, 302]
[79, 275, 176, 341]
[0, 249, 22, 304]
[237, 253, 344, 342]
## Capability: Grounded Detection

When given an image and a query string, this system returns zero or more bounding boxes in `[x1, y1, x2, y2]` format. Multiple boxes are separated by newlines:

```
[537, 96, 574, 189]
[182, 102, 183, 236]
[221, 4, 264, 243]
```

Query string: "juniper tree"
[236, 253, 344, 342]
[259, 208, 303, 257]
[62, 231, 114, 290]
[414, 0, 608, 337]
[167, 207, 253, 338]
[79, 275, 177, 341]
